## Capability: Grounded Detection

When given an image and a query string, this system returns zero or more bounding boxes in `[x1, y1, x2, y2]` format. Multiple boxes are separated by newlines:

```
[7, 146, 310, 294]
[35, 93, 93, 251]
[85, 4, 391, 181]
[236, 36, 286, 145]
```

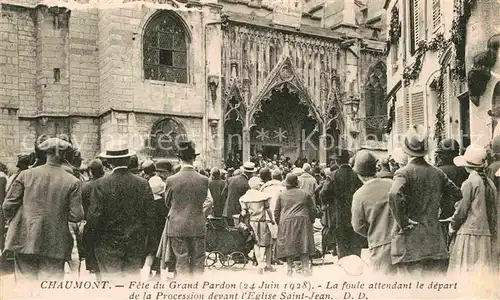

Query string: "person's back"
[166, 166, 209, 237]
[90, 169, 153, 248]
[390, 157, 461, 263]
[277, 188, 312, 220]
[209, 177, 225, 217]
[4, 163, 83, 261]
[352, 178, 394, 248]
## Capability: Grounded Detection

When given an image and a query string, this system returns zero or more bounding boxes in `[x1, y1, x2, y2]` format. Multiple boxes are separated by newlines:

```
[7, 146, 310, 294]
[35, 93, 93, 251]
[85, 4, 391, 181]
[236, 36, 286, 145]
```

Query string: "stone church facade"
[0, 0, 386, 168]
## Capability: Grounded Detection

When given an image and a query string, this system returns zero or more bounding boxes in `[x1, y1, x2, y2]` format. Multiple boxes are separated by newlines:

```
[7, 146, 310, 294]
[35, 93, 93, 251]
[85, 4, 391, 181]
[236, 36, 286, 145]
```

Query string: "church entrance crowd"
[1, 123, 500, 283]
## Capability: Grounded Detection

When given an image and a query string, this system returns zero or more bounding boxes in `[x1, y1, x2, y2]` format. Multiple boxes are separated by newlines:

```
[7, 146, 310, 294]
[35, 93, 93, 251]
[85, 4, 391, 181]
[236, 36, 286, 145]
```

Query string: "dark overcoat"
[165, 165, 209, 237]
[86, 168, 155, 258]
[222, 174, 250, 218]
[3, 163, 84, 261]
[320, 165, 366, 251]
[389, 157, 462, 264]
[209, 178, 226, 217]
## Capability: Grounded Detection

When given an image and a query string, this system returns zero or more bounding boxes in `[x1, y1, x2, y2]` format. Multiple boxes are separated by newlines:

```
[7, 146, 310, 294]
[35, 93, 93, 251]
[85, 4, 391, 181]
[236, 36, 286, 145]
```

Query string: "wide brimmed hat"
[176, 140, 200, 160]
[99, 140, 136, 159]
[353, 150, 378, 177]
[401, 124, 430, 157]
[283, 173, 299, 188]
[453, 144, 487, 168]
[38, 137, 73, 154]
[240, 162, 257, 173]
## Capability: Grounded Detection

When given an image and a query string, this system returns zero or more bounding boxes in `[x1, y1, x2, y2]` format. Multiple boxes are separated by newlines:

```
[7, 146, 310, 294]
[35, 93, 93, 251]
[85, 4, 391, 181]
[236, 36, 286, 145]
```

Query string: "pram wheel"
[205, 251, 224, 270]
[227, 252, 247, 271]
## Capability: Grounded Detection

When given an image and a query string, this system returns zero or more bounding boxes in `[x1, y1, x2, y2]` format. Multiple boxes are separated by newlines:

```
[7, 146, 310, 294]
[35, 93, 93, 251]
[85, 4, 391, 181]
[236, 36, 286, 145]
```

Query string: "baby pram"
[205, 217, 254, 270]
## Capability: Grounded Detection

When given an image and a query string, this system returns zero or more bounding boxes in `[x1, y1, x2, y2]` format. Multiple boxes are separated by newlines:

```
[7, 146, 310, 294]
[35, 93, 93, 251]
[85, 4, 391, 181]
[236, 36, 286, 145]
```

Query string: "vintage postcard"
[0, 0, 499, 298]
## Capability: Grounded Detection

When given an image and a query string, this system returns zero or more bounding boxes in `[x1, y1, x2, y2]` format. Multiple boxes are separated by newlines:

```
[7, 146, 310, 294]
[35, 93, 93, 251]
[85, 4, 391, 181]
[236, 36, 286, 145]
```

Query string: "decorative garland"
[384, 5, 401, 55]
[434, 67, 446, 145]
[388, 6, 401, 44]
[403, 33, 449, 86]
[450, 0, 477, 81]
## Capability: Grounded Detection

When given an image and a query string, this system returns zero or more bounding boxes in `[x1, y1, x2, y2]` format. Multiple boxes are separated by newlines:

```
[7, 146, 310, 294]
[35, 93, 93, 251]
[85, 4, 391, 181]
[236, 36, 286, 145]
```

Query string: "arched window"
[149, 118, 188, 158]
[364, 62, 387, 141]
[143, 11, 188, 83]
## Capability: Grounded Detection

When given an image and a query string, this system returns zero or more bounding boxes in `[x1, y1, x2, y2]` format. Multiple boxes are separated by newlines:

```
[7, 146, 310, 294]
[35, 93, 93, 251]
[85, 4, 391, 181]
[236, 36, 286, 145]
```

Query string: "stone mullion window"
[143, 13, 188, 83]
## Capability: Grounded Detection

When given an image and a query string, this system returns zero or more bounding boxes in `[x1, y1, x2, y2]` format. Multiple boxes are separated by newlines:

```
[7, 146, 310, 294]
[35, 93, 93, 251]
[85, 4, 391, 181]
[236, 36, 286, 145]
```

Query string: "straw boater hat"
[240, 161, 257, 173]
[454, 144, 487, 168]
[401, 124, 430, 157]
[99, 140, 136, 159]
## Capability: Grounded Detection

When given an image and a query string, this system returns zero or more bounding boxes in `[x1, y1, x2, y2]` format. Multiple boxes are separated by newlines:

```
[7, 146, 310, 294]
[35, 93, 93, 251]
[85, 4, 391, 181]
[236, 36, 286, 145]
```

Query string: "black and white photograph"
[0, 0, 499, 298]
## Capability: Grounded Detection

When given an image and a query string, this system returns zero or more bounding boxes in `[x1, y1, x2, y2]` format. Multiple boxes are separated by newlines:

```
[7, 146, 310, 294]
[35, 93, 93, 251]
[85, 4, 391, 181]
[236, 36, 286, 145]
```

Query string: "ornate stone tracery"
[248, 56, 323, 128]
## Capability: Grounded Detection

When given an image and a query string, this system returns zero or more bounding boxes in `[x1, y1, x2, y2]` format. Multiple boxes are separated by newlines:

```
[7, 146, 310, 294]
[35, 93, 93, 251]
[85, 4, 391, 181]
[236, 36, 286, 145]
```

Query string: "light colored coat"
[260, 180, 283, 238]
[298, 172, 318, 197]
[3, 163, 84, 261]
[352, 178, 394, 272]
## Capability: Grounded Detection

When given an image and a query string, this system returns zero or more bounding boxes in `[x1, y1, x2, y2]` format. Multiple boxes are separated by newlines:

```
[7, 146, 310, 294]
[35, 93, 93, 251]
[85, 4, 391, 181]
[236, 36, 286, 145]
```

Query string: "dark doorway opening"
[251, 85, 318, 162]
[262, 146, 280, 159]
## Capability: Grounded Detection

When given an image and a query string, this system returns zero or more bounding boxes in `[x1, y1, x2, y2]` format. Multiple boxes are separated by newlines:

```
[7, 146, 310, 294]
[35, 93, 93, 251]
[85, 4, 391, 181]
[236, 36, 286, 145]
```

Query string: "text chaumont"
[40, 281, 111, 289]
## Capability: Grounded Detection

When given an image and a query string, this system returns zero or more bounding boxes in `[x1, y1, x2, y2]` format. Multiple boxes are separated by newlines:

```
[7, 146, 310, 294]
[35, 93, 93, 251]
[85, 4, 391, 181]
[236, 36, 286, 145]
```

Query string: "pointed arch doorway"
[250, 85, 321, 163]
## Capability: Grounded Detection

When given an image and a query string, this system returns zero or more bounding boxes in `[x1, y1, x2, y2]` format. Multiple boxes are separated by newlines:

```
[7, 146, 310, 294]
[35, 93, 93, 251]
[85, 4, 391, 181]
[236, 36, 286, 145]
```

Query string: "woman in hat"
[239, 177, 276, 274]
[275, 173, 316, 276]
[448, 145, 499, 276]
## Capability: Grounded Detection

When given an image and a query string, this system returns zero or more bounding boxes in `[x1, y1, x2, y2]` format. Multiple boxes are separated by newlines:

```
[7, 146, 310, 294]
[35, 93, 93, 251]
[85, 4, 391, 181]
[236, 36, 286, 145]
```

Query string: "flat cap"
[38, 138, 73, 154]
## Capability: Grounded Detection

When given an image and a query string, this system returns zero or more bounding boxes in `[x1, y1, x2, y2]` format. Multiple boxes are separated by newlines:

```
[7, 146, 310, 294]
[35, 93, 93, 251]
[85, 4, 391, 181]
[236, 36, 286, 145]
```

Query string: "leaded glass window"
[364, 63, 387, 141]
[143, 12, 188, 83]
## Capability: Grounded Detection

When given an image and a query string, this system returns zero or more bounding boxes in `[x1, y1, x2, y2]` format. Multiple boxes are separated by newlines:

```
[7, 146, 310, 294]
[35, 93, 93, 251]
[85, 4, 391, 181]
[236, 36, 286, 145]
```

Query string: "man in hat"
[434, 138, 469, 241]
[222, 162, 256, 226]
[3, 138, 84, 281]
[320, 147, 366, 259]
[351, 150, 395, 274]
[86, 141, 156, 279]
[163, 141, 211, 277]
[389, 124, 462, 276]
[155, 159, 173, 180]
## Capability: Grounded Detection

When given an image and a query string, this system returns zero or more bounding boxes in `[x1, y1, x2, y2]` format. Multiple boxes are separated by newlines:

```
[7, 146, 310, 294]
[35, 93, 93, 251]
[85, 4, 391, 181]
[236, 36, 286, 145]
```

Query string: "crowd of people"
[1, 123, 500, 283]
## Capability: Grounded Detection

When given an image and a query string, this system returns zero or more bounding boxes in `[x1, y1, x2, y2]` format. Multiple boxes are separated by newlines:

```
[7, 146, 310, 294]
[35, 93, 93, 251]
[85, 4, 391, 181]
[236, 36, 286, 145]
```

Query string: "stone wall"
[466, 0, 500, 146]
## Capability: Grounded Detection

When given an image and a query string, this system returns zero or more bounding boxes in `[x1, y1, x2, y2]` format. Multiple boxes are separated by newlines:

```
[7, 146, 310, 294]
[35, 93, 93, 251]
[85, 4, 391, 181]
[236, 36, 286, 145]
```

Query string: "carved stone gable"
[248, 56, 322, 127]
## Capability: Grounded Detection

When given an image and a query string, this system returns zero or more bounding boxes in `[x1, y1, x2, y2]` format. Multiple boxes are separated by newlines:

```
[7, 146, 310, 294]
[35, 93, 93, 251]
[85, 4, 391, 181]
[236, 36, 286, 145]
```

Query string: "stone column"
[318, 121, 327, 164]
[242, 125, 251, 163]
